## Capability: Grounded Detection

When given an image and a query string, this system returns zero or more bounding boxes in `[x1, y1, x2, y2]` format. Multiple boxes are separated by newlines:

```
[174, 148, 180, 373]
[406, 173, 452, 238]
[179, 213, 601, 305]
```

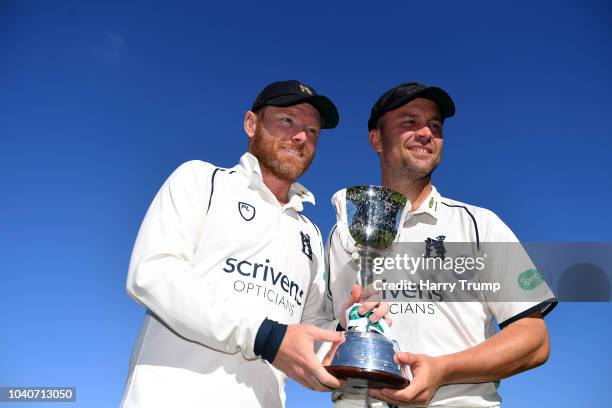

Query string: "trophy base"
[326, 365, 409, 394]
[325, 331, 409, 395]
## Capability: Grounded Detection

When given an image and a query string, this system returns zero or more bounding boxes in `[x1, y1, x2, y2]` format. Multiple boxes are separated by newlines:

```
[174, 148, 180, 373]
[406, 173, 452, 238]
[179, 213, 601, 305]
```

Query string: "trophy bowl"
[326, 186, 410, 394]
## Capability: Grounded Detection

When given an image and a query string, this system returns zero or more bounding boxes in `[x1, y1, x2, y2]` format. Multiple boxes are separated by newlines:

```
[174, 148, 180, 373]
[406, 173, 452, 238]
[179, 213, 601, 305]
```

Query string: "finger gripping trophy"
[326, 186, 410, 394]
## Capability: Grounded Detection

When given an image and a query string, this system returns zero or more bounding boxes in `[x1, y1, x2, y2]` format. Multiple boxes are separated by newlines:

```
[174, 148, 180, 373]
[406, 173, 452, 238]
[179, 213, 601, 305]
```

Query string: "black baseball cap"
[251, 80, 339, 129]
[368, 82, 455, 130]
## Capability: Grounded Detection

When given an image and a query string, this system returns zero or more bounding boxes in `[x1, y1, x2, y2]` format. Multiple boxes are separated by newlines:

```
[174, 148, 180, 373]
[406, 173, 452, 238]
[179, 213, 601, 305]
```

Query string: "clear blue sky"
[1, 1, 610, 407]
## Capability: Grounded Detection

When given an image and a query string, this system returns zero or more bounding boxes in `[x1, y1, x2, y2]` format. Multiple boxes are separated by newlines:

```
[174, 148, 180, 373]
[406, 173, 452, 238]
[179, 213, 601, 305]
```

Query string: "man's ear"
[369, 128, 383, 153]
[244, 111, 257, 138]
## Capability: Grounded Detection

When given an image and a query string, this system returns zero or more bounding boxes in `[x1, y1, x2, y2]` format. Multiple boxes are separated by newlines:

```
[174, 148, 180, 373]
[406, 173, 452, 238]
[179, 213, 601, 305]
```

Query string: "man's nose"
[414, 126, 433, 143]
[291, 129, 308, 145]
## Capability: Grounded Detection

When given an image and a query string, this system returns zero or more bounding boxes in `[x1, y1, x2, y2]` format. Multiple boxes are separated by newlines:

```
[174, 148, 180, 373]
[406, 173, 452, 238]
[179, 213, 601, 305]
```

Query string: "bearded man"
[120, 80, 345, 408]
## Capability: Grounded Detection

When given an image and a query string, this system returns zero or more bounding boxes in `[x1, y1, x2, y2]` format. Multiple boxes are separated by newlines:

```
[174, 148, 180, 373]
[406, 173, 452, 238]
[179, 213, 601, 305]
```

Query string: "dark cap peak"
[368, 82, 455, 130]
[251, 80, 339, 129]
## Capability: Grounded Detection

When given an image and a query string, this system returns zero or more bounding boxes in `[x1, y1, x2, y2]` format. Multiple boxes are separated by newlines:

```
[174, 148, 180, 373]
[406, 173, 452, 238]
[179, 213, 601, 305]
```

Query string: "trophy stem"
[358, 250, 373, 288]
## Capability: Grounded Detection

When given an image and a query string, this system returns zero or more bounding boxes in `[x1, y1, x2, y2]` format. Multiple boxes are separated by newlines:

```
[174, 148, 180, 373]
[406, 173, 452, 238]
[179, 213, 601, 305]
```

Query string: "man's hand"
[340, 283, 391, 329]
[369, 312, 551, 404]
[272, 324, 345, 391]
[368, 352, 446, 406]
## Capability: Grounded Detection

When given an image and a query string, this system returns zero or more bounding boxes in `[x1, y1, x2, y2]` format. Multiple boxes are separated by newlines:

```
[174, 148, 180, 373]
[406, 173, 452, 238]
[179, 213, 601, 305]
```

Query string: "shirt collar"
[410, 185, 441, 220]
[233, 152, 316, 210]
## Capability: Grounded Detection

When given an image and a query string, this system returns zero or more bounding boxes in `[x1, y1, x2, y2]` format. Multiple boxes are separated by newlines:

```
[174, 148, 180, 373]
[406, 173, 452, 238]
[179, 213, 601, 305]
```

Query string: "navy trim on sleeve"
[326, 225, 337, 301]
[206, 168, 224, 214]
[498, 298, 558, 329]
[441, 202, 480, 250]
[254, 318, 288, 364]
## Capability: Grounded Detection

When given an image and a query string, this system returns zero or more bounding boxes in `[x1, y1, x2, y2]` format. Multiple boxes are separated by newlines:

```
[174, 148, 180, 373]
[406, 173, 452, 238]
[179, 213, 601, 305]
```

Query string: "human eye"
[400, 119, 415, 128]
[280, 116, 294, 127]
[307, 127, 319, 138]
[429, 120, 443, 132]
[429, 121, 443, 138]
[400, 116, 416, 125]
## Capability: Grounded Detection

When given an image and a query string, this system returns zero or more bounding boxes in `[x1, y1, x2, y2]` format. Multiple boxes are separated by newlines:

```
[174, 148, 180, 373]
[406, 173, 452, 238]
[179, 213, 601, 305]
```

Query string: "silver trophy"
[326, 186, 410, 394]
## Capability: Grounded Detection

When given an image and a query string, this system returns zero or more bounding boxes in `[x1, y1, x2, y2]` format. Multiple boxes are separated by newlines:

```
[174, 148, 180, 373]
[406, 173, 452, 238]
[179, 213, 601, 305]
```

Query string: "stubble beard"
[250, 127, 314, 182]
[400, 154, 439, 180]
[383, 138, 441, 182]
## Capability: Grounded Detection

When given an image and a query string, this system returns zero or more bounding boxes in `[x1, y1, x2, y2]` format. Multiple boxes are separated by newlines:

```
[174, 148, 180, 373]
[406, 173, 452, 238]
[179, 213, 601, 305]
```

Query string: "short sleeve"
[479, 210, 557, 328]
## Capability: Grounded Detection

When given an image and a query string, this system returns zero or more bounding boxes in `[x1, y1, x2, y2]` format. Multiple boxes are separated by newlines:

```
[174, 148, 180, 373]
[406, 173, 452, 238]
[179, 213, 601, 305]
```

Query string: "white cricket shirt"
[120, 152, 329, 408]
[326, 186, 557, 407]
